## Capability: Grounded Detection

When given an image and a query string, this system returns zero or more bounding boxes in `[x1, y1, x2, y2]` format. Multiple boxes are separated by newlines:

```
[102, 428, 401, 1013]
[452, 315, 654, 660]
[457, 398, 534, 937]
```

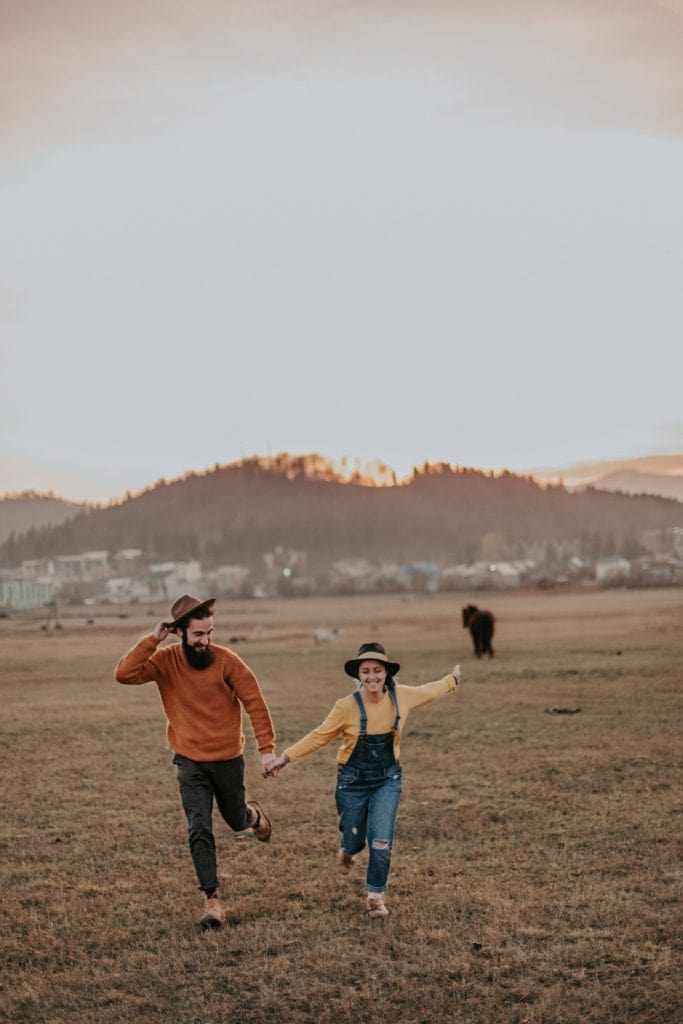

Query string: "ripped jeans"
[335, 764, 402, 893]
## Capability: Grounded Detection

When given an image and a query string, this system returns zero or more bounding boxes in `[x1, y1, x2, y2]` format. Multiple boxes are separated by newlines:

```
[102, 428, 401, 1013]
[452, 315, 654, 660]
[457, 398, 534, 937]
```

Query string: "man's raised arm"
[114, 621, 169, 685]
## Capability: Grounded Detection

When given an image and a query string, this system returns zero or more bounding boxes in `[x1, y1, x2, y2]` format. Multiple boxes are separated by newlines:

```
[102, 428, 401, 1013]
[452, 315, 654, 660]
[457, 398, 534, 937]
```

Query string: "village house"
[14, 558, 55, 581]
[105, 576, 155, 604]
[0, 578, 54, 610]
[329, 558, 380, 593]
[595, 555, 631, 583]
[633, 555, 683, 587]
[54, 550, 110, 583]
[110, 548, 144, 573]
[148, 560, 202, 599]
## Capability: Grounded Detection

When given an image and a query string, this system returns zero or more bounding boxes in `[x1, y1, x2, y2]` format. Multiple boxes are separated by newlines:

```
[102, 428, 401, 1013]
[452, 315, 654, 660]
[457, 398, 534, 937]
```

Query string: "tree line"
[1, 457, 681, 569]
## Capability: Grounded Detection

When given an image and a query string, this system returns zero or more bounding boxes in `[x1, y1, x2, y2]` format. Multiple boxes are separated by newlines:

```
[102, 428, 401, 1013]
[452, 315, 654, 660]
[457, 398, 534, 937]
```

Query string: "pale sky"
[2, 0, 682, 502]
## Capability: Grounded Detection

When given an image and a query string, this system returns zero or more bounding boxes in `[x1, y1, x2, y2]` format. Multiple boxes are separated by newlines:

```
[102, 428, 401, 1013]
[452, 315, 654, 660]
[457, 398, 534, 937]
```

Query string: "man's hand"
[152, 621, 171, 641]
[260, 752, 278, 778]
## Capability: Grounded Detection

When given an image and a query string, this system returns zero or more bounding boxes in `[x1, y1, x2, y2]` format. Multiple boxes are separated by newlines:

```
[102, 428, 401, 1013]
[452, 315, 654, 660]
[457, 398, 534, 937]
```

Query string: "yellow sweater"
[284, 674, 457, 765]
[115, 634, 276, 761]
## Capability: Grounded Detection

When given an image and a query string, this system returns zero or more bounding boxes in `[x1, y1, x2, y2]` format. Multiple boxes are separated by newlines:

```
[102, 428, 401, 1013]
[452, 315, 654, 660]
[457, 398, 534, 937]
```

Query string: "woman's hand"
[452, 663, 462, 685]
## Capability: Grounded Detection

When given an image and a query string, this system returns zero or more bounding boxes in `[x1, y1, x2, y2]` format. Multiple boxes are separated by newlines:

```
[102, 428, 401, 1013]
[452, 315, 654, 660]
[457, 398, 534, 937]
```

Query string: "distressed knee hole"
[371, 839, 389, 850]
[352, 827, 358, 835]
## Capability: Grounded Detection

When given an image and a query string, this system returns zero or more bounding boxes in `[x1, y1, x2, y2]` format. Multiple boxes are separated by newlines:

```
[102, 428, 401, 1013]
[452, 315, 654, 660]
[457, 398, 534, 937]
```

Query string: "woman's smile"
[358, 660, 388, 702]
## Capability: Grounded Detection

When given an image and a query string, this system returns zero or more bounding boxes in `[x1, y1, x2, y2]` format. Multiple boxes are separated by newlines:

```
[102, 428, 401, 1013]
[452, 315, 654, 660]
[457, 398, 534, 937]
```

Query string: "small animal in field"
[462, 605, 495, 658]
[313, 627, 342, 644]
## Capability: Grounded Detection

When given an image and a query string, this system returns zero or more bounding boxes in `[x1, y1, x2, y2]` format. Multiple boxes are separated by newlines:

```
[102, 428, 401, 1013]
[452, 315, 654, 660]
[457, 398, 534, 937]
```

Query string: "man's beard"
[183, 641, 214, 670]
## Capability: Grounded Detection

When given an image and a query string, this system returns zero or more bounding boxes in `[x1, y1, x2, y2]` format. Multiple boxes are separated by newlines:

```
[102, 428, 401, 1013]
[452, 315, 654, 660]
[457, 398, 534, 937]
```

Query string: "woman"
[267, 641, 460, 918]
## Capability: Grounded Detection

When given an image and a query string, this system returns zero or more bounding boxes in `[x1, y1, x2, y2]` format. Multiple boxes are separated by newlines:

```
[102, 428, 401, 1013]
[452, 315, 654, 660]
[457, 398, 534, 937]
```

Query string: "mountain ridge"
[534, 453, 683, 497]
[0, 492, 88, 546]
[582, 470, 683, 503]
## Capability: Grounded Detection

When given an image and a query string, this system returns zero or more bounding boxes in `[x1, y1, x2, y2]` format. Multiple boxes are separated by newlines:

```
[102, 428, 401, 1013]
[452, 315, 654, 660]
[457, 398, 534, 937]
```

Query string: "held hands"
[452, 663, 462, 685]
[262, 753, 289, 779]
[260, 752, 279, 778]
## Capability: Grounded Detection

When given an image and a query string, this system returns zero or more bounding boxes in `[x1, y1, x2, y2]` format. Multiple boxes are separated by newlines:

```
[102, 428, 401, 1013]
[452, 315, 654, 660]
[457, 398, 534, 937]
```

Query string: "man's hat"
[344, 641, 400, 679]
[163, 594, 216, 630]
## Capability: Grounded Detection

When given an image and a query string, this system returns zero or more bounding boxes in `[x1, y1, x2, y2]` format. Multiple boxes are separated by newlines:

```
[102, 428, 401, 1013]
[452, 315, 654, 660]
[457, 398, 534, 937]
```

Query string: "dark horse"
[462, 605, 495, 658]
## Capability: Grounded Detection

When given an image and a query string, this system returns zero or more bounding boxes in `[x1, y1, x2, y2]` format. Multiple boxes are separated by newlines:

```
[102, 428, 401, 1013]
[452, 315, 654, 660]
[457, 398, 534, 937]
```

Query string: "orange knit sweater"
[115, 634, 276, 761]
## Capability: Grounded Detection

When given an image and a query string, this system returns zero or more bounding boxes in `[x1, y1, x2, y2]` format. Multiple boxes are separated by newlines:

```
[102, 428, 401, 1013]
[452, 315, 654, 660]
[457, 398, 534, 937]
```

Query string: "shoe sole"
[247, 800, 272, 842]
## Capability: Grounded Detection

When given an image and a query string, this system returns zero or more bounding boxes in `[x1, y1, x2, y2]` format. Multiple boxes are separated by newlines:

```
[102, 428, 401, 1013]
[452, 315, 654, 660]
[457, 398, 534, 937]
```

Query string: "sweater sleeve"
[399, 673, 458, 710]
[114, 634, 163, 685]
[224, 651, 276, 755]
[283, 698, 348, 764]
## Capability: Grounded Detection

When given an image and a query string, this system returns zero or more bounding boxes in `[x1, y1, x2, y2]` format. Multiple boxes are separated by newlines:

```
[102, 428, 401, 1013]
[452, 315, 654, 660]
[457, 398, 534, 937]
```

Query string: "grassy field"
[1, 588, 681, 1024]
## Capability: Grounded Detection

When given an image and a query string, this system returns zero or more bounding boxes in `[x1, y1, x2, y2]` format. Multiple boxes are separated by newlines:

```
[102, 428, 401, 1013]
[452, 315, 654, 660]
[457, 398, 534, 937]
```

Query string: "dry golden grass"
[1, 589, 681, 1024]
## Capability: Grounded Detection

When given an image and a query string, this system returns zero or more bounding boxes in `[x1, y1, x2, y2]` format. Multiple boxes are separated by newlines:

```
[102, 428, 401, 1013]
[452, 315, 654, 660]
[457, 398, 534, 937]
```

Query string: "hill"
[1, 456, 681, 570]
[0, 492, 87, 546]
[534, 453, 683, 500]
[584, 470, 683, 503]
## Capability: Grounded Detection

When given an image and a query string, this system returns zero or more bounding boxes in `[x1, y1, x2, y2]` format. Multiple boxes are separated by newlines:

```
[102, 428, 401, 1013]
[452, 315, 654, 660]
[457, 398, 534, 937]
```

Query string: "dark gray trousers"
[172, 753, 252, 892]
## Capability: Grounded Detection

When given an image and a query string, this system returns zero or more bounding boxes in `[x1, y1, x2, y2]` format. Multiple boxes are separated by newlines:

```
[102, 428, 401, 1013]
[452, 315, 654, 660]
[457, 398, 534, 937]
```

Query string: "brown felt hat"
[344, 642, 400, 679]
[163, 594, 216, 630]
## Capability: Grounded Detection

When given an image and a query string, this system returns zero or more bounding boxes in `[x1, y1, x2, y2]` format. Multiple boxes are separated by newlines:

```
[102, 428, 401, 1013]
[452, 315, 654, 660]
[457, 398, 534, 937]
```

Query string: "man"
[115, 594, 277, 929]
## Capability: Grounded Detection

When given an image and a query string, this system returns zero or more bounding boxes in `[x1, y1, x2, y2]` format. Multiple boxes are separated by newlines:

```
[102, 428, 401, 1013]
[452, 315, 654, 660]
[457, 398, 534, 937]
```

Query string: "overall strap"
[352, 690, 368, 734]
[388, 686, 401, 731]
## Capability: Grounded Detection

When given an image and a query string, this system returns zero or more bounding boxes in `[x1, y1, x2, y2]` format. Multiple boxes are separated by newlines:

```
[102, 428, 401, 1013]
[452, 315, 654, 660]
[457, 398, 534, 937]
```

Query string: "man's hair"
[178, 605, 213, 632]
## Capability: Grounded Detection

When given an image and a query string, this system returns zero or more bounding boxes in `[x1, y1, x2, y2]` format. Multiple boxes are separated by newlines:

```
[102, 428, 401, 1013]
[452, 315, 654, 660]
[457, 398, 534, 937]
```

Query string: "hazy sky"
[2, 0, 682, 501]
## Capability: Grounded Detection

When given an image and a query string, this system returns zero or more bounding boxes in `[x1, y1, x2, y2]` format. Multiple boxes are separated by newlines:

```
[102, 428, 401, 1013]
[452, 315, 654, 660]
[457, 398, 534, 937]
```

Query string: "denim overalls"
[335, 687, 403, 893]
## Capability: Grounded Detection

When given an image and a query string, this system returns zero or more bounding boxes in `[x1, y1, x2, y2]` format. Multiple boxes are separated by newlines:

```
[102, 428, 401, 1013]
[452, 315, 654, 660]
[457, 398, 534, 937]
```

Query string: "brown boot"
[200, 895, 225, 929]
[247, 800, 272, 842]
[337, 849, 355, 874]
[367, 892, 389, 918]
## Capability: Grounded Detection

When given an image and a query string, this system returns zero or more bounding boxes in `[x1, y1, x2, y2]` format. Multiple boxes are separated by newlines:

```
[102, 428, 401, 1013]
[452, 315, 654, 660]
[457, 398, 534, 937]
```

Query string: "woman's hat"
[163, 594, 216, 630]
[344, 642, 400, 679]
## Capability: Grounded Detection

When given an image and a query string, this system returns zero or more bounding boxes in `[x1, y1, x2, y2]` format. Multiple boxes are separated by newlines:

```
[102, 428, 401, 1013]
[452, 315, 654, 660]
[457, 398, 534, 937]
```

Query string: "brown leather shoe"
[337, 849, 355, 874]
[247, 800, 271, 842]
[200, 895, 225, 929]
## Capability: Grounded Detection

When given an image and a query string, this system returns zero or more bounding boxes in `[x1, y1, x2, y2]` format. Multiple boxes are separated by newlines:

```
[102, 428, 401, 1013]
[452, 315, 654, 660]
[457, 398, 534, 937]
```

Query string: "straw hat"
[344, 641, 400, 679]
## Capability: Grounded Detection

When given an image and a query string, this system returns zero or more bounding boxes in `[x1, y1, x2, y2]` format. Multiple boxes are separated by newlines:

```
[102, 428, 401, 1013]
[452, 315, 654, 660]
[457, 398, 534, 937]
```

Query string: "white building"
[149, 560, 202, 598]
[596, 556, 631, 583]
[17, 559, 55, 581]
[105, 577, 154, 604]
[487, 562, 522, 588]
[54, 551, 110, 582]
[0, 579, 54, 609]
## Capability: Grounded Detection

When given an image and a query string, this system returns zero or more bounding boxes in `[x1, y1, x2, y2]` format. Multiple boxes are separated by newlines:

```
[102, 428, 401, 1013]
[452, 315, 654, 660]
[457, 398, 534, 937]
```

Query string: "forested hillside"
[1, 457, 681, 569]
